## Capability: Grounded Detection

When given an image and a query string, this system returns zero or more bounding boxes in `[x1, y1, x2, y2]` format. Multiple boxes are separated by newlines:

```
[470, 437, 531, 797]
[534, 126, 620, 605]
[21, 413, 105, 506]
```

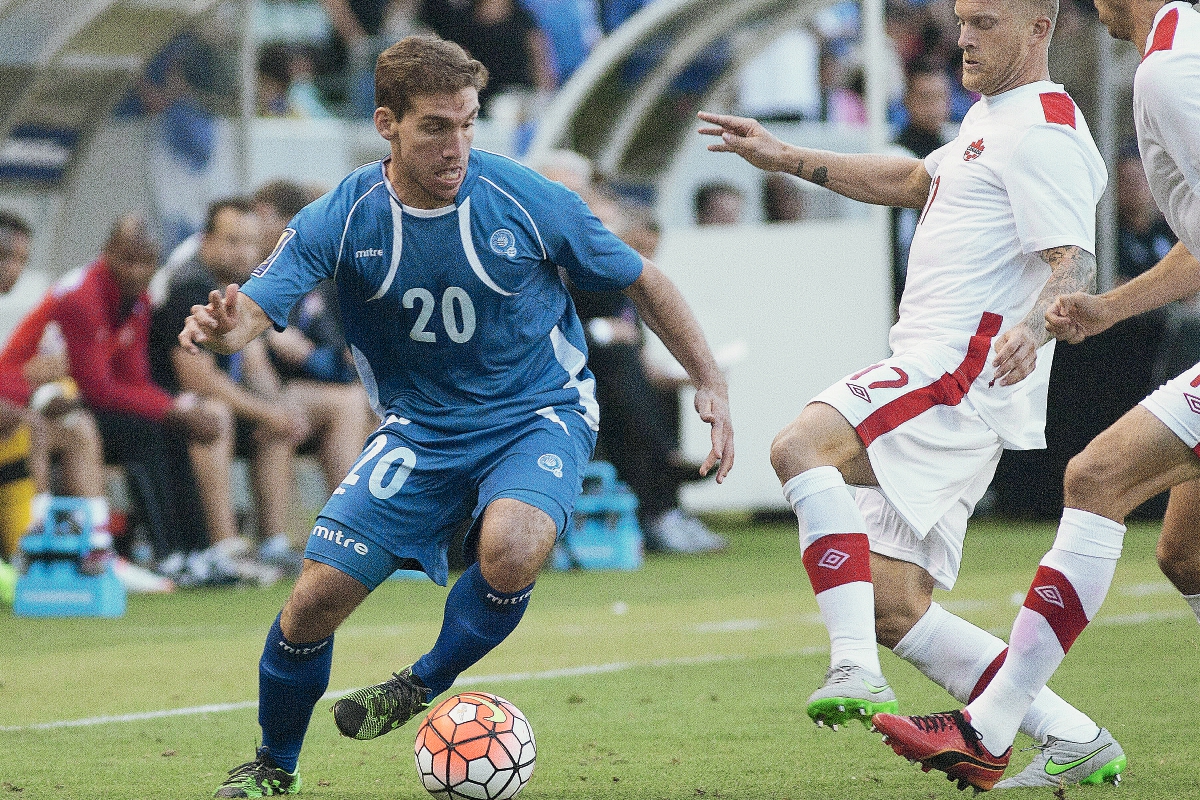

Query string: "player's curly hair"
[374, 35, 489, 120]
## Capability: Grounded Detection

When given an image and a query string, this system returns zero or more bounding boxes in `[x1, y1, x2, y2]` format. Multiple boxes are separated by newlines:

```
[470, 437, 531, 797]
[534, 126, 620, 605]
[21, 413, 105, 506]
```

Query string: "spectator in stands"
[694, 181, 745, 226]
[532, 150, 726, 553]
[319, 0, 403, 117]
[1116, 148, 1177, 283]
[419, 0, 556, 113]
[150, 198, 310, 579]
[519, 0, 604, 85]
[50, 214, 226, 582]
[891, 61, 952, 311]
[762, 173, 809, 223]
[0, 215, 175, 592]
[254, 181, 374, 496]
[257, 42, 332, 119]
[115, 32, 229, 252]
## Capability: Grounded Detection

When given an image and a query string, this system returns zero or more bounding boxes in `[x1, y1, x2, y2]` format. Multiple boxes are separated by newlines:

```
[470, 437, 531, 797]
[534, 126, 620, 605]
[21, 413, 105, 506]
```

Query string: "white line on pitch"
[1, 648, 826, 733]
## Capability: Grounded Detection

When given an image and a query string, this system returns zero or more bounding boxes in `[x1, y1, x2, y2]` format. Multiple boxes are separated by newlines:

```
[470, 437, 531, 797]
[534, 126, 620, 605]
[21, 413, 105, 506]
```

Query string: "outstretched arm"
[697, 111, 932, 209]
[178, 283, 272, 355]
[1047, 241, 1200, 344]
[623, 260, 734, 483]
[992, 245, 1096, 386]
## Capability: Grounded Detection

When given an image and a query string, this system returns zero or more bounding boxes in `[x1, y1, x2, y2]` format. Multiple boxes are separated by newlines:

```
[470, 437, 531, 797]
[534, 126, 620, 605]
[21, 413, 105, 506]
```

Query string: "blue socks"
[412, 562, 533, 697]
[258, 613, 333, 773]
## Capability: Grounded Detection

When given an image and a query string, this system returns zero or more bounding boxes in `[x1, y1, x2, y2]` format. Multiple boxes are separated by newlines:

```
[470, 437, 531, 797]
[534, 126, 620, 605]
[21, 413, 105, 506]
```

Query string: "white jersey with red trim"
[1136, 2, 1200, 260]
[894, 80, 1106, 449]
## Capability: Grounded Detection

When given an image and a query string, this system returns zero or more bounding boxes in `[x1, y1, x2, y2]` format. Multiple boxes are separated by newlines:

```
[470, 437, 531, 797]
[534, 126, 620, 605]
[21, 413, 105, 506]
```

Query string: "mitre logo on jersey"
[963, 138, 985, 161]
[355, 247, 384, 258]
[1185, 393, 1200, 415]
[490, 228, 518, 257]
[817, 548, 850, 570]
[1033, 585, 1065, 608]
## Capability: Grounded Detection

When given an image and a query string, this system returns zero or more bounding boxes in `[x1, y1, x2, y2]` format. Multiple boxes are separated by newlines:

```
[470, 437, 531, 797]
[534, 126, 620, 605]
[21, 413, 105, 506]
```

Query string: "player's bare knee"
[875, 600, 922, 650]
[1062, 449, 1111, 510]
[1157, 535, 1200, 594]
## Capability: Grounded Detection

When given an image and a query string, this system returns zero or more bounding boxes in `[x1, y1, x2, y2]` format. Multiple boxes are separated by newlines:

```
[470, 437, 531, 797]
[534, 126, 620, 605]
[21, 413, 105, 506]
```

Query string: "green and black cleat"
[214, 747, 300, 798]
[332, 665, 430, 740]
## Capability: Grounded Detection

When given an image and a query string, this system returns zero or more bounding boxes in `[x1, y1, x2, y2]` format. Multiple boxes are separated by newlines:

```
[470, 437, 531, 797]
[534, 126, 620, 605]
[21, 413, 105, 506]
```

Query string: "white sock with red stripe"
[894, 602, 1098, 743]
[783, 466, 880, 674]
[966, 508, 1124, 755]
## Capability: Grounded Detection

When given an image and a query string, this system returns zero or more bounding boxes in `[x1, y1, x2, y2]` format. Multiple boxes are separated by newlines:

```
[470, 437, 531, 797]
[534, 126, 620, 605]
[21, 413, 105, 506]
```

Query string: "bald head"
[101, 214, 159, 301]
[1019, 0, 1059, 31]
[103, 214, 159, 264]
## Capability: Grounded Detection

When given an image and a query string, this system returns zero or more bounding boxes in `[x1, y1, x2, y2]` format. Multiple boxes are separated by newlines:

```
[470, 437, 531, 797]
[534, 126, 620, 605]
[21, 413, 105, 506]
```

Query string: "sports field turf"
[1, 517, 1194, 799]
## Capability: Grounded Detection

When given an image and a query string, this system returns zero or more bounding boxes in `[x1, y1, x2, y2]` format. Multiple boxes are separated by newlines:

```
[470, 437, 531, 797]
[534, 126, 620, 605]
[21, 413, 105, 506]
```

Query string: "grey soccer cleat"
[805, 660, 898, 730]
[332, 665, 430, 740]
[994, 727, 1126, 789]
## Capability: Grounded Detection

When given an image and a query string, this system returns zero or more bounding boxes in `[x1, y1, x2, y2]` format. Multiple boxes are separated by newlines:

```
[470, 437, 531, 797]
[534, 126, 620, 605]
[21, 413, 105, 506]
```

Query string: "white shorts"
[810, 346, 1005, 538]
[1141, 361, 1200, 451]
[856, 449, 998, 591]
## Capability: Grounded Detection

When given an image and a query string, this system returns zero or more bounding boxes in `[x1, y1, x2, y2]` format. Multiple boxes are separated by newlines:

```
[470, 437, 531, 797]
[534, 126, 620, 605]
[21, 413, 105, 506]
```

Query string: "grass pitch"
[1, 517, 1195, 799]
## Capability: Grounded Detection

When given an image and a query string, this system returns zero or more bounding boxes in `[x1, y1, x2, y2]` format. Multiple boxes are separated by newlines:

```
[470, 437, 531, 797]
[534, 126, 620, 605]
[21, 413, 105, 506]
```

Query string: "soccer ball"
[414, 692, 536, 799]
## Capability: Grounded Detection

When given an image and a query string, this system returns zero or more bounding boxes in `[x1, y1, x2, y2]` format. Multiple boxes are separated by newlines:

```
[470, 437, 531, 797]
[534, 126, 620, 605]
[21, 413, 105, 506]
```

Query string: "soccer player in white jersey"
[876, 0, 1200, 791]
[698, 0, 1125, 790]
[181, 35, 734, 798]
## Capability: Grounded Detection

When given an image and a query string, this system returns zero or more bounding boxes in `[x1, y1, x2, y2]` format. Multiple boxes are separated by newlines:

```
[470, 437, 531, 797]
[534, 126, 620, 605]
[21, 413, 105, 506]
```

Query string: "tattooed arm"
[696, 111, 932, 209]
[1047, 241, 1200, 344]
[991, 245, 1097, 386]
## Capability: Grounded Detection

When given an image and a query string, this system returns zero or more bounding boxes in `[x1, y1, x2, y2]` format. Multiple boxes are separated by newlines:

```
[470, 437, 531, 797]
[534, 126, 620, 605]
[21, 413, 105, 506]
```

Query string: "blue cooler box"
[13, 497, 126, 618]
[552, 461, 643, 571]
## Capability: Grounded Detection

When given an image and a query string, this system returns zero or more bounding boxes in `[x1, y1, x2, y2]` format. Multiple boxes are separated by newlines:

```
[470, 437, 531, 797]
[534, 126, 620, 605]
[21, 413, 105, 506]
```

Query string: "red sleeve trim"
[1039, 92, 1077, 128]
[1144, 8, 1180, 60]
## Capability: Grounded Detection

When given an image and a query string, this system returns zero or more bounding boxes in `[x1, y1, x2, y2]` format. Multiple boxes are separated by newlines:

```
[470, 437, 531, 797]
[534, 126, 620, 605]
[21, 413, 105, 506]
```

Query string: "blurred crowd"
[0, 180, 376, 595]
[0, 0, 1179, 598]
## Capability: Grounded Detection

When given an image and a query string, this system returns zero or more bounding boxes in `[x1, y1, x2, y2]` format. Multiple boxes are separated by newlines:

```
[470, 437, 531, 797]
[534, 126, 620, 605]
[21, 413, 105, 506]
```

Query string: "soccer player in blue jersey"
[182, 34, 734, 798]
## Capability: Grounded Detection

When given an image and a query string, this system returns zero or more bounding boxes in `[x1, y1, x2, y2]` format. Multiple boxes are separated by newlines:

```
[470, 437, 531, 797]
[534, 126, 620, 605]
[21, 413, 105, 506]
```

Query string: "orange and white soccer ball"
[414, 692, 536, 799]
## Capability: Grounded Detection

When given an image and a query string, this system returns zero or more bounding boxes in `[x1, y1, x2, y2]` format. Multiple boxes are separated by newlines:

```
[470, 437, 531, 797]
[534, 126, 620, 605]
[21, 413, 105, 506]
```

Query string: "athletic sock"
[893, 602, 1098, 743]
[1184, 593, 1200, 624]
[412, 562, 533, 697]
[258, 613, 334, 773]
[966, 508, 1124, 755]
[784, 466, 880, 674]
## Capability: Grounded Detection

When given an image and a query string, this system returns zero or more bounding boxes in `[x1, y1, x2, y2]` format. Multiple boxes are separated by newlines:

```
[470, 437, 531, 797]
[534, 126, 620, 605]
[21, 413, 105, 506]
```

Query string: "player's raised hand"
[179, 283, 242, 354]
[991, 326, 1039, 387]
[1046, 291, 1114, 344]
[697, 111, 791, 174]
[693, 382, 735, 483]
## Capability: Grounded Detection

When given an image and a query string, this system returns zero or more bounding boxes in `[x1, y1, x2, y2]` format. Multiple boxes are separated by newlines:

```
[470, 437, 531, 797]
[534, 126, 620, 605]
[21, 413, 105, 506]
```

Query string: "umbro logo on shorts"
[1184, 392, 1200, 414]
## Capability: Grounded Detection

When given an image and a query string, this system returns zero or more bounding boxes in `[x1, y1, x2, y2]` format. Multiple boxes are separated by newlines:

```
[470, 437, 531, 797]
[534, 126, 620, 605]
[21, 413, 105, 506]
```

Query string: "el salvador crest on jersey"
[537, 453, 564, 478]
[489, 228, 518, 258]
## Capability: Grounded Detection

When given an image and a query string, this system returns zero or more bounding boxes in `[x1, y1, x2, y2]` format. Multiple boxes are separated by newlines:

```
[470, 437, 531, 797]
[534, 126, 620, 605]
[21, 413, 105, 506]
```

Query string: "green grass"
[2, 517, 1196, 799]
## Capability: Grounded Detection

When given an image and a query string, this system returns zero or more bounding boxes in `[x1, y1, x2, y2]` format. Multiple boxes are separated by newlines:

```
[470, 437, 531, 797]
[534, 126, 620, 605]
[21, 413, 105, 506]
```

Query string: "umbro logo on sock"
[817, 549, 850, 569]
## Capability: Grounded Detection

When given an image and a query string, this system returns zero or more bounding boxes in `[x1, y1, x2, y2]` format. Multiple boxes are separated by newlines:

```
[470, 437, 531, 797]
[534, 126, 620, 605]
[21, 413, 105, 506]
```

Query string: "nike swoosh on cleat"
[862, 681, 890, 694]
[1045, 743, 1111, 776]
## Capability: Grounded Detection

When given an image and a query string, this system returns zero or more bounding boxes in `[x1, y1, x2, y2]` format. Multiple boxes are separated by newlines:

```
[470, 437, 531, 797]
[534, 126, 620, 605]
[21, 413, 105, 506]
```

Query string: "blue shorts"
[304, 409, 595, 588]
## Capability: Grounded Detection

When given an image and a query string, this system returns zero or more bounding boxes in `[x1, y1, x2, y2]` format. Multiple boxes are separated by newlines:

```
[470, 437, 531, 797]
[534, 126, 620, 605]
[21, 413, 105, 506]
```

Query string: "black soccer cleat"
[332, 665, 431, 740]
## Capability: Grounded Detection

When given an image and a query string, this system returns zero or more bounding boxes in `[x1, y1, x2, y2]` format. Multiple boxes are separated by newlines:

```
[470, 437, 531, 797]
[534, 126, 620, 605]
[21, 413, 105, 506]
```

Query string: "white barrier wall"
[649, 214, 892, 511]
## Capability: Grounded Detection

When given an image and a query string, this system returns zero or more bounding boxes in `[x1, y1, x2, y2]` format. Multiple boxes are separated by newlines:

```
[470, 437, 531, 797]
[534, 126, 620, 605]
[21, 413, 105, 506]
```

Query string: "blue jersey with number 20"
[243, 149, 643, 434]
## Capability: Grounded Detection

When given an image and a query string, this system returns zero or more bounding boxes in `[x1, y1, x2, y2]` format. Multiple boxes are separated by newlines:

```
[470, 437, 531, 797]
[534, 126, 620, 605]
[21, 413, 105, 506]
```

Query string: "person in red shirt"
[52, 214, 222, 574]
